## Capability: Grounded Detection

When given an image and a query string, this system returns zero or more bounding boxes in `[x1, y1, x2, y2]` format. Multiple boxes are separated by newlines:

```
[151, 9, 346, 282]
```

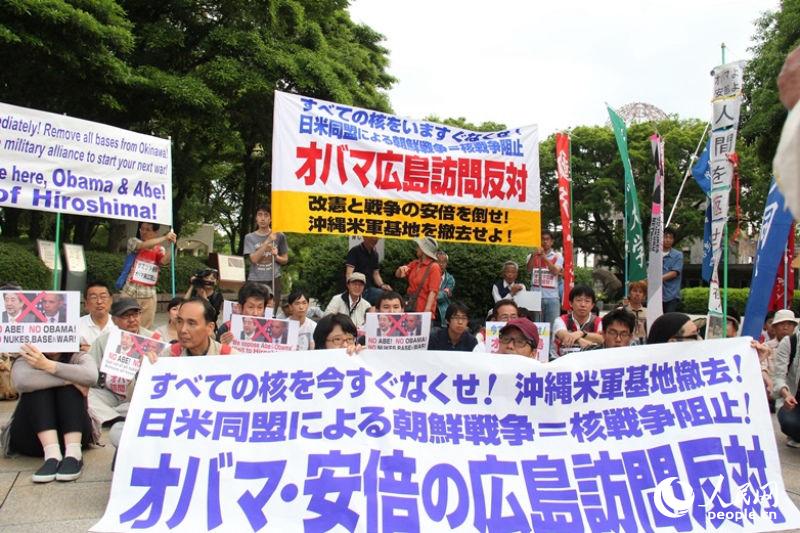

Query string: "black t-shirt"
[427, 327, 478, 352]
[345, 244, 379, 289]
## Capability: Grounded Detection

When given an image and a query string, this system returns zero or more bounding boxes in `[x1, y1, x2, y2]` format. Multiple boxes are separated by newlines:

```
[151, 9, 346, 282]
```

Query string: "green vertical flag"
[607, 105, 647, 282]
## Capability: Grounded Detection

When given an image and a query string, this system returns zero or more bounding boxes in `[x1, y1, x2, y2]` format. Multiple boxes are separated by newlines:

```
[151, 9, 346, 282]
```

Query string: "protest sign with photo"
[0, 101, 172, 224]
[94, 338, 800, 532]
[271, 91, 540, 247]
[0, 290, 79, 352]
[222, 301, 272, 324]
[230, 314, 297, 353]
[364, 312, 430, 350]
[100, 329, 167, 381]
[484, 320, 551, 361]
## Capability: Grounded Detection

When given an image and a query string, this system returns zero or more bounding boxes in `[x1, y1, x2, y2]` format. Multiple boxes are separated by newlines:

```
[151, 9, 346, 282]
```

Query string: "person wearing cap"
[324, 272, 372, 329]
[762, 310, 798, 412]
[428, 301, 477, 352]
[497, 318, 540, 358]
[395, 237, 443, 315]
[87, 297, 156, 427]
[345, 236, 392, 304]
[773, 309, 800, 446]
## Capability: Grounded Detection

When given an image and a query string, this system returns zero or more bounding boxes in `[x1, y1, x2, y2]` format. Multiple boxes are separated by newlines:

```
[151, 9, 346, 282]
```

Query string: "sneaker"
[32, 458, 60, 483]
[787, 439, 800, 449]
[55, 456, 83, 481]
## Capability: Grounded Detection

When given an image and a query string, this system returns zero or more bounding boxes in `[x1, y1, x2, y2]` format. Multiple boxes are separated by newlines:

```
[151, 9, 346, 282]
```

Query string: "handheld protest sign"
[365, 312, 431, 350]
[0, 290, 79, 352]
[229, 314, 297, 353]
[100, 329, 167, 381]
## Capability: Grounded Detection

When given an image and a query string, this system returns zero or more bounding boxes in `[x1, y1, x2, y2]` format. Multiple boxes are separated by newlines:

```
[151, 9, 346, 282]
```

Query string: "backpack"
[115, 252, 137, 290]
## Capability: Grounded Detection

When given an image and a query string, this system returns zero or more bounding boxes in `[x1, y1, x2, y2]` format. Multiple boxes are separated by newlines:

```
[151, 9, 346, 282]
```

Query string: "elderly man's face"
[113, 309, 142, 333]
[3, 293, 22, 315]
[176, 301, 214, 354]
[502, 265, 518, 283]
[495, 304, 518, 322]
[347, 280, 365, 298]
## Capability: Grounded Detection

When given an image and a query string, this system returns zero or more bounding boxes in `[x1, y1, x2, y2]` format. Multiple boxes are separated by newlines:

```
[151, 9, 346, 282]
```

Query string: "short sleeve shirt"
[526, 250, 563, 300]
[405, 258, 443, 312]
[662, 248, 683, 302]
[244, 231, 288, 282]
[345, 244, 380, 289]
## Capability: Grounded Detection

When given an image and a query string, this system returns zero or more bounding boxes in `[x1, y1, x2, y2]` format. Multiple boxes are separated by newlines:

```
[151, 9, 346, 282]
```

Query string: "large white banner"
[0, 102, 172, 224]
[93, 338, 799, 532]
[271, 91, 540, 247]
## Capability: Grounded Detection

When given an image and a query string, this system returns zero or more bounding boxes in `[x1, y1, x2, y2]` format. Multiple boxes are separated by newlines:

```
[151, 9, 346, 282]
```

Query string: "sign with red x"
[101, 329, 167, 381]
[365, 312, 431, 351]
[229, 314, 298, 354]
[0, 290, 80, 352]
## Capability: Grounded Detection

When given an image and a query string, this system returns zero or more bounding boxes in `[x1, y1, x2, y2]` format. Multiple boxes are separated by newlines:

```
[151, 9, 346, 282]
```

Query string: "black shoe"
[56, 456, 83, 481]
[32, 458, 60, 483]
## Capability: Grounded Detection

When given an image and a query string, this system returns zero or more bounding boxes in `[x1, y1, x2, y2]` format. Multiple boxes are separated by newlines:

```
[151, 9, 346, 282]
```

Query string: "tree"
[538, 117, 765, 274]
[741, 0, 800, 170]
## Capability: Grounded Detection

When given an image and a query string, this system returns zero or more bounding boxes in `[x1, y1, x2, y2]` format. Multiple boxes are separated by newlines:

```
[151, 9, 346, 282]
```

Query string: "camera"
[192, 268, 218, 287]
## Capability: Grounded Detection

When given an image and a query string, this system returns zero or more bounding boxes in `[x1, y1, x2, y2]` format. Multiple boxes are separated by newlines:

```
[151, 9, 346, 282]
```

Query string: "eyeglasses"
[87, 294, 110, 302]
[498, 335, 530, 349]
[671, 333, 701, 342]
[326, 335, 355, 346]
[605, 329, 631, 339]
[119, 310, 142, 320]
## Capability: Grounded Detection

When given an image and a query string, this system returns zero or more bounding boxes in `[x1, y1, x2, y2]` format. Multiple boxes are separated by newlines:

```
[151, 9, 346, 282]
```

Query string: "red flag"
[770, 223, 795, 311]
[556, 133, 574, 312]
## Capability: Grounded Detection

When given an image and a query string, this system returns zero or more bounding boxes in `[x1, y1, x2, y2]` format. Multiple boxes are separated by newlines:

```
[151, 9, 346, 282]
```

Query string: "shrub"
[0, 241, 51, 289]
[677, 287, 800, 315]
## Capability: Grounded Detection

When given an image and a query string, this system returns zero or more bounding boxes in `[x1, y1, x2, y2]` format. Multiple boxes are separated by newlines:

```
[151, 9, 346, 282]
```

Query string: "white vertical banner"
[647, 134, 665, 331]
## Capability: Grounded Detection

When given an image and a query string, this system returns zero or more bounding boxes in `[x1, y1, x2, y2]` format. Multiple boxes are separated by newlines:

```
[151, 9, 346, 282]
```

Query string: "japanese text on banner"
[93, 338, 800, 532]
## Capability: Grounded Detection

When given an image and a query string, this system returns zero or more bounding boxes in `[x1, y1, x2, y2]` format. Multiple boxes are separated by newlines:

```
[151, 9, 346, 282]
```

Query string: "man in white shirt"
[526, 230, 564, 325]
[79, 281, 116, 352]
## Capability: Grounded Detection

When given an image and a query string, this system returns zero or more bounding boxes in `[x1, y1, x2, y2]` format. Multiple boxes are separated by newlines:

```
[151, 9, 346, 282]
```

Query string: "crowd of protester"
[0, 202, 796, 487]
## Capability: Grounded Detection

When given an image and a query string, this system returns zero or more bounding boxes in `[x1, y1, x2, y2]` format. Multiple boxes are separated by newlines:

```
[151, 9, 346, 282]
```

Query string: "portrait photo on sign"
[100, 329, 166, 381]
[229, 314, 298, 353]
[365, 312, 431, 350]
[0, 291, 80, 352]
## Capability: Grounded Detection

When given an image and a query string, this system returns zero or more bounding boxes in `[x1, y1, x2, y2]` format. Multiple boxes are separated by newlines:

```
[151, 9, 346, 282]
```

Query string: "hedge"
[679, 287, 800, 314]
[84, 250, 209, 295]
[0, 241, 51, 289]
[0, 239, 210, 295]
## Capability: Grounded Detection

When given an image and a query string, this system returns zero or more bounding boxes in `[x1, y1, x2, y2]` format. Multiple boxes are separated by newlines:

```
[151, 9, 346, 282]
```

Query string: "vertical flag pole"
[168, 136, 176, 299]
[721, 43, 729, 338]
[52, 213, 61, 290]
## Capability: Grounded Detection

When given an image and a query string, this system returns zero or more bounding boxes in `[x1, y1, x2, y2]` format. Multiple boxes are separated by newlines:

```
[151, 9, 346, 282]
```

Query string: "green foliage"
[84, 251, 209, 295]
[741, 0, 800, 170]
[677, 287, 797, 315]
[0, 241, 50, 289]
[282, 234, 532, 318]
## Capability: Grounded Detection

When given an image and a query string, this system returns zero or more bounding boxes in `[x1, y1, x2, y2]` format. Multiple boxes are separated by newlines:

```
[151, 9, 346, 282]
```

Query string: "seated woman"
[314, 313, 358, 350]
[313, 314, 364, 356]
[2, 343, 98, 483]
[153, 296, 182, 343]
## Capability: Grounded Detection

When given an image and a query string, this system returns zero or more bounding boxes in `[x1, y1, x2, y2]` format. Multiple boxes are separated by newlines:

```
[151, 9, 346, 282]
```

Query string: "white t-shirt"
[293, 318, 317, 351]
[79, 313, 117, 349]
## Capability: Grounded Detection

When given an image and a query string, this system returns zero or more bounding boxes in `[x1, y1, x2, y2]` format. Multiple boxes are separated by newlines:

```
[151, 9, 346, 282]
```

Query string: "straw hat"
[414, 236, 439, 260]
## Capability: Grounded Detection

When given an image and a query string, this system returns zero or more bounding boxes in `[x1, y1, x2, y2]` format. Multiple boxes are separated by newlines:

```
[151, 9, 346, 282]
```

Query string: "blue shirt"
[662, 248, 683, 302]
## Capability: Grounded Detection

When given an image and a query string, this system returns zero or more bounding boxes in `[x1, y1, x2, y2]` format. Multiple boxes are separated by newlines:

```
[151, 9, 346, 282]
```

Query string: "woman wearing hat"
[395, 237, 443, 315]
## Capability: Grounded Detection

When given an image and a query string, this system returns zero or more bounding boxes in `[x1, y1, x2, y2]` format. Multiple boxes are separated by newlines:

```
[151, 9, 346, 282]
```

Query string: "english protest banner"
[230, 315, 297, 353]
[0, 101, 172, 225]
[93, 337, 798, 532]
[100, 330, 167, 381]
[271, 91, 540, 247]
[0, 290, 79, 352]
